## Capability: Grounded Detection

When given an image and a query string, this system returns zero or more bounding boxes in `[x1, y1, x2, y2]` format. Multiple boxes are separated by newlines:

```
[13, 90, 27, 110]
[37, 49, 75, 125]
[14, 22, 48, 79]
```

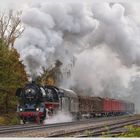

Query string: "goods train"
[16, 81, 135, 123]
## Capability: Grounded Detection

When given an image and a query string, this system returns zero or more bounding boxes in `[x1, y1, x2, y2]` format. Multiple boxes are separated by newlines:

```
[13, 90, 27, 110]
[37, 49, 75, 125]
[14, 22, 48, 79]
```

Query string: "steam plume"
[15, 2, 96, 80]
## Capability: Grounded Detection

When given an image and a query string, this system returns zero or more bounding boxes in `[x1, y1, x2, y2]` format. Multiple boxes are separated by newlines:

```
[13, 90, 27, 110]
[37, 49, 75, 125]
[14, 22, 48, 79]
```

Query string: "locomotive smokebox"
[31, 80, 36, 84]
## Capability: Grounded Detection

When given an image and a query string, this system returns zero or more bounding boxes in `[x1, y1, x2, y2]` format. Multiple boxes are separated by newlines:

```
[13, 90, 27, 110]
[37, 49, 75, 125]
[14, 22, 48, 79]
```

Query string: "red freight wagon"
[103, 98, 112, 112]
[123, 102, 126, 112]
[111, 100, 117, 112]
[116, 100, 120, 112]
[118, 101, 121, 112]
[114, 100, 120, 112]
[120, 101, 125, 112]
[111, 99, 116, 112]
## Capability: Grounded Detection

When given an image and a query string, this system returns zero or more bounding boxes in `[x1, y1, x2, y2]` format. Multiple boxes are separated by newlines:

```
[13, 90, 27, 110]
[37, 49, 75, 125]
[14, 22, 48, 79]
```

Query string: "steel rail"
[0, 114, 131, 129]
[67, 119, 140, 137]
[0, 115, 137, 135]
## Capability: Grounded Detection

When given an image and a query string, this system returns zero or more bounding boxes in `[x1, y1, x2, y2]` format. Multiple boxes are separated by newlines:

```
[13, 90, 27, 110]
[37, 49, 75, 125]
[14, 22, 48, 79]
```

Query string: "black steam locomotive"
[16, 81, 62, 123]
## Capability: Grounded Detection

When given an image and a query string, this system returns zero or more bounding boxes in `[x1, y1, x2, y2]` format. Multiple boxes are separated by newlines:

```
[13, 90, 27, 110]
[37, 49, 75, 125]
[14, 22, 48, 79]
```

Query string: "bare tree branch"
[0, 10, 24, 47]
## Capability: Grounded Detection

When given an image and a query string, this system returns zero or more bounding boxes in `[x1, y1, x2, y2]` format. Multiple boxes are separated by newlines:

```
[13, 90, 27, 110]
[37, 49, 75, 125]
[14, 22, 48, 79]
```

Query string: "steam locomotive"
[16, 81, 135, 124]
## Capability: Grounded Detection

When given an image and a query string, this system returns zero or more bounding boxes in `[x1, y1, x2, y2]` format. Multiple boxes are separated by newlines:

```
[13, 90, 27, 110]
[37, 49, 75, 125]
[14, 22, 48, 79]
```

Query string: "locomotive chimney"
[31, 76, 37, 84]
[31, 80, 36, 84]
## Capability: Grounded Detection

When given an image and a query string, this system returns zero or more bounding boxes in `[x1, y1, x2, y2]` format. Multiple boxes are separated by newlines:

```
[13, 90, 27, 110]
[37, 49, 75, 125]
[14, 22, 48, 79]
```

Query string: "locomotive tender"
[16, 81, 135, 123]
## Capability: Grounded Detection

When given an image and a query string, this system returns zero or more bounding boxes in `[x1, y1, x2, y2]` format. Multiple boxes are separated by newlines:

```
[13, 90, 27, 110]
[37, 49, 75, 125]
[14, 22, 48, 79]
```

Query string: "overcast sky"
[0, 0, 38, 10]
[0, 0, 140, 10]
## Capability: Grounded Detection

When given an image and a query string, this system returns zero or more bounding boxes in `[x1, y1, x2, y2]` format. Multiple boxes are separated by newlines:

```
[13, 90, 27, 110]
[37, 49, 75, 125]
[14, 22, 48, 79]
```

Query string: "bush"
[0, 116, 7, 125]
[9, 116, 20, 125]
[0, 113, 20, 125]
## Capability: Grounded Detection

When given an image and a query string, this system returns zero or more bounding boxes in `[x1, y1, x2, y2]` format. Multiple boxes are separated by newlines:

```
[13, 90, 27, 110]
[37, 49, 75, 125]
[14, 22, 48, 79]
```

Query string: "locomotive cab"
[43, 85, 60, 117]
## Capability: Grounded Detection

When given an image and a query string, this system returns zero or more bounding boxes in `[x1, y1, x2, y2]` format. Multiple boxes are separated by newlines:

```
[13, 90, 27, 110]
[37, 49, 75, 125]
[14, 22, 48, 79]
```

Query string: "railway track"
[0, 115, 139, 137]
[73, 118, 140, 137]
[47, 116, 140, 137]
[0, 115, 125, 134]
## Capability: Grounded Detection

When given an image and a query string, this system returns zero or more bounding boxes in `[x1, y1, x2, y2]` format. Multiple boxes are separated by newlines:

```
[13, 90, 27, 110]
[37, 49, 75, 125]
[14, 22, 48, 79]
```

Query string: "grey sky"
[0, 0, 39, 9]
[1, 0, 140, 10]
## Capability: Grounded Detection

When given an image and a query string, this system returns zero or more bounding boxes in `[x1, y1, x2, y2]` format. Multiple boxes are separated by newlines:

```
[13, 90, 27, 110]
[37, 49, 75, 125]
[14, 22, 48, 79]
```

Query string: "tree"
[0, 10, 24, 47]
[37, 60, 63, 86]
[0, 10, 26, 114]
[0, 44, 27, 113]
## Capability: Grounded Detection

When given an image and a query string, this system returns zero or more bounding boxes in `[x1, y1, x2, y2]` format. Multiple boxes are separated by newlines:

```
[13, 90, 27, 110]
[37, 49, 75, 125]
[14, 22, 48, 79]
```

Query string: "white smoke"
[67, 46, 139, 99]
[14, 2, 140, 111]
[44, 111, 73, 124]
[128, 76, 140, 113]
[89, 3, 140, 67]
[15, 2, 97, 79]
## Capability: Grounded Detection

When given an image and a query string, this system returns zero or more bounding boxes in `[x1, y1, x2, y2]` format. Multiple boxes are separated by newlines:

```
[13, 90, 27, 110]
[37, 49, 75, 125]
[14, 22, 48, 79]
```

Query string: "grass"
[119, 125, 140, 137]
[101, 125, 140, 137]
[0, 113, 20, 125]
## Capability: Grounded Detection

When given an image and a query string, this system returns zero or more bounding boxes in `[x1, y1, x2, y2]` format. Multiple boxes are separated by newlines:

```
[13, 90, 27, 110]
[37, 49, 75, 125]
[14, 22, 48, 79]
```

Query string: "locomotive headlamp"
[36, 107, 40, 111]
[19, 108, 23, 112]
[25, 88, 35, 94]
[28, 89, 31, 93]
[27, 88, 33, 94]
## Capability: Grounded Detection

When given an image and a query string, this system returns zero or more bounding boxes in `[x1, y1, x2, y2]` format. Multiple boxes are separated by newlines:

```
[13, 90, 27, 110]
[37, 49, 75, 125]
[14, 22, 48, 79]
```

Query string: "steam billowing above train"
[14, 1, 140, 112]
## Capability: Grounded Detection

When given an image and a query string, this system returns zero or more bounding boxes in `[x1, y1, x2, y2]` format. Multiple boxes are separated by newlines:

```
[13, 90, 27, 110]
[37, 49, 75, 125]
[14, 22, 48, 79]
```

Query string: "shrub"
[0, 116, 6, 125]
